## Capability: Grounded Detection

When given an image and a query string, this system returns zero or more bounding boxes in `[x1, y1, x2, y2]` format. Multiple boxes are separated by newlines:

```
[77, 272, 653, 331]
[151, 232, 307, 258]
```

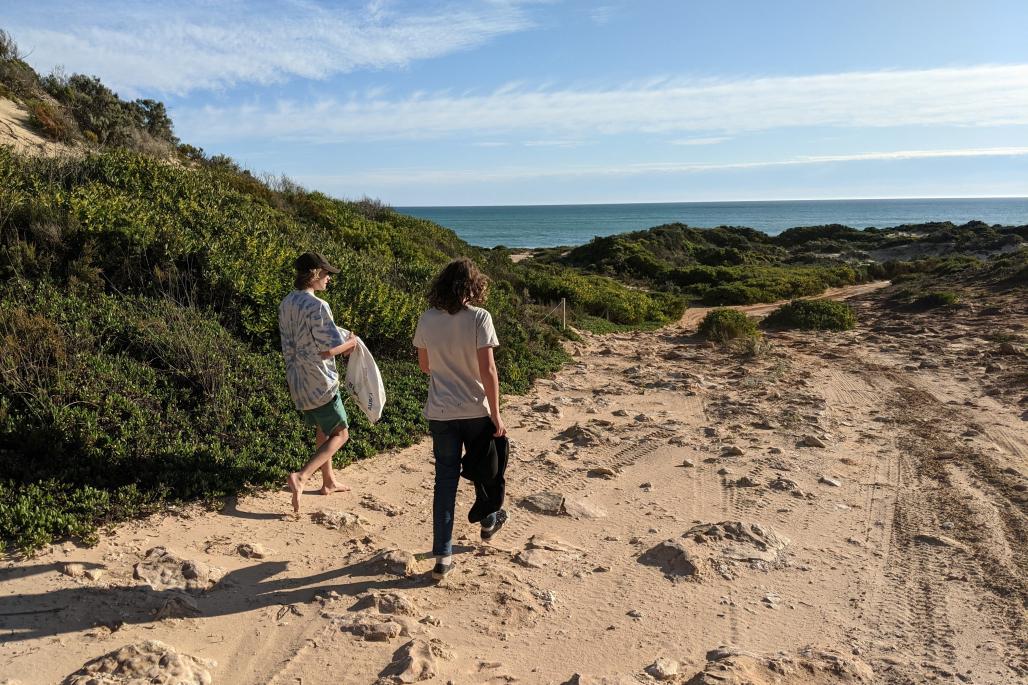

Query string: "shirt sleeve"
[310, 301, 345, 350]
[412, 313, 426, 348]
[476, 310, 500, 349]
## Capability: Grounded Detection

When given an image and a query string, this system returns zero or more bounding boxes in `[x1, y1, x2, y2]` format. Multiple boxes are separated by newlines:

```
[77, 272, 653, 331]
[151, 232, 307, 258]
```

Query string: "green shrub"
[761, 299, 857, 331]
[698, 308, 759, 342]
[912, 291, 960, 309]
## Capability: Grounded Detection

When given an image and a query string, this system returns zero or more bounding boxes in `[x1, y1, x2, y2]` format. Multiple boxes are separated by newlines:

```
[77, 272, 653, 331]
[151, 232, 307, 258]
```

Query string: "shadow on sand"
[0, 549, 463, 643]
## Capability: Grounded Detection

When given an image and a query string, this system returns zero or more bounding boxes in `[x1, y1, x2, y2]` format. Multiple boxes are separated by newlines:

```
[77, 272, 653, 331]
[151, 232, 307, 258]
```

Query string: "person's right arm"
[417, 347, 430, 375]
[476, 346, 506, 437]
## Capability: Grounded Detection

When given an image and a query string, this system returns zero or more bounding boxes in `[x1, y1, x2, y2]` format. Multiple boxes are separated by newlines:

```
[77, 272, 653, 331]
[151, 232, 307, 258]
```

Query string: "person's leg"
[319, 427, 351, 494]
[288, 426, 349, 512]
[430, 420, 463, 565]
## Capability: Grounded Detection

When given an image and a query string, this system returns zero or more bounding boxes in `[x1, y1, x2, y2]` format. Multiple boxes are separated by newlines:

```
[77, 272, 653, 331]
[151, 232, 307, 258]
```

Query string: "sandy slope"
[0, 97, 74, 156]
[2, 282, 1026, 685]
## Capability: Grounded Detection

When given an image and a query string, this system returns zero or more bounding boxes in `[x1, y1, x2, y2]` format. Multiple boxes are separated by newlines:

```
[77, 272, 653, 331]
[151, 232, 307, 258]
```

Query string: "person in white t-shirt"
[279, 252, 358, 514]
[413, 258, 508, 580]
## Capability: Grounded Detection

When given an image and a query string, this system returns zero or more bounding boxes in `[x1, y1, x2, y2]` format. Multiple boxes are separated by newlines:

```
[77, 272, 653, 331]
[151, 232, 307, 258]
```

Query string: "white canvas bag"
[339, 329, 386, 423]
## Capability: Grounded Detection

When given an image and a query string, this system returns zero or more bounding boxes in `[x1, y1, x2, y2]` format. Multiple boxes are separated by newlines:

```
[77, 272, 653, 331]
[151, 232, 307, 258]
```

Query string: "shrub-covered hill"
[0, 144, 681, 551]
[531, 221, 1025, 306]
[0, 28, 685, 551]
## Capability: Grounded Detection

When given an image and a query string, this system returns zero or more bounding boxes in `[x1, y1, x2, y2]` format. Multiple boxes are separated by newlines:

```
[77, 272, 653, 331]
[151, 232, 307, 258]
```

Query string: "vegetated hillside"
[534, 221, 1025, 306]
[0, 33, 681, 551]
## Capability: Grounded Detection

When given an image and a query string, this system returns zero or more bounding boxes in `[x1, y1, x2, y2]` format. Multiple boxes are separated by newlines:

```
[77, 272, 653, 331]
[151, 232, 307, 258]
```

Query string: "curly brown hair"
[294, 267, 324, 290]
[427, 258, 489, 314]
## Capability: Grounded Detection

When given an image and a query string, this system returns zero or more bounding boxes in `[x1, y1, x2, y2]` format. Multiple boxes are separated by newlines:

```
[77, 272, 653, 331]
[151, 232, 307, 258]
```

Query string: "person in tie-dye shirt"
[279, 252, 358, 513]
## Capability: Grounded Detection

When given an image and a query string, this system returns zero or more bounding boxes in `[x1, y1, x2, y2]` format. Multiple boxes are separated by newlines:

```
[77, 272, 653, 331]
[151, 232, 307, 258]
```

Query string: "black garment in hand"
[460, 432, 508, 524]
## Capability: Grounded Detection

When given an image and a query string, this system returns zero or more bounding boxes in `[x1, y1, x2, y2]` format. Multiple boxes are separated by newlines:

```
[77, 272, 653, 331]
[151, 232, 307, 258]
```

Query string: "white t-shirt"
[413, 306, 500, 420]
[278, 290, 346, 410]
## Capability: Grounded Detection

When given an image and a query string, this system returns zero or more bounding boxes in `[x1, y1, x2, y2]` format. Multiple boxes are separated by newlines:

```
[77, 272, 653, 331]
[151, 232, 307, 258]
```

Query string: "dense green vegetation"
[885, 248, 1027, 308]
[762, 299, 857, 331]
[697, 308, 759, 343]
[0, 33, 684, 550]
[531, 221, 1024, 306]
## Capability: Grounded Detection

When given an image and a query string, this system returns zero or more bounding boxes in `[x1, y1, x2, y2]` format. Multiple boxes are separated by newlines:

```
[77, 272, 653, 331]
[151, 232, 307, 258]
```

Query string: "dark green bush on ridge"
[761, 299, 857, 331]
[698, 308, 759, 343]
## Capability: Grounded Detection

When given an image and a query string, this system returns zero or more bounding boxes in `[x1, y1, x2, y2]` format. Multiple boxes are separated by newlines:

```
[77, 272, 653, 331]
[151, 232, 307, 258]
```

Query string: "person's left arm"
[417, 347, 430, 374]
[319, 335, 358, 359]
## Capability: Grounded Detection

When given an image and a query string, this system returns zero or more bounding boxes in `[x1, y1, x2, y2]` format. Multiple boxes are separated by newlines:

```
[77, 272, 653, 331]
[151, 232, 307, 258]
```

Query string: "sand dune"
[2, 282, 1026, 684]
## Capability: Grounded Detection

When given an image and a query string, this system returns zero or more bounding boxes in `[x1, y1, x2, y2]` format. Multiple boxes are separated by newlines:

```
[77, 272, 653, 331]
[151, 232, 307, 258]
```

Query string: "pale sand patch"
[0, 96, 76, 156]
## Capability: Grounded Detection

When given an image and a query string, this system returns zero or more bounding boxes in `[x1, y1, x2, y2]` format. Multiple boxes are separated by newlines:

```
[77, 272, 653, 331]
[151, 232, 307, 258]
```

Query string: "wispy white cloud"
[590, 6, 617, 25]
[523, 139, 586, 147]
[296, 146, 1028, 186]
[174, 64, 1028, 141]
[671, 136, 732, 146]
[8, 0, 538, 95]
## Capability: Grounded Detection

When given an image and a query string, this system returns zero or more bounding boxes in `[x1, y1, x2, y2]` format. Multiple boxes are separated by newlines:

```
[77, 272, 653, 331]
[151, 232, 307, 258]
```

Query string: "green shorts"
[302, 393, 349, 436]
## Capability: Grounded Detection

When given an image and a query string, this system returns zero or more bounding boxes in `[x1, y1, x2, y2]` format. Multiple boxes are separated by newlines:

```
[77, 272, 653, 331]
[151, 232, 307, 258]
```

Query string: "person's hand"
[342, 336, 359, 356]
[492, 414, 507, 437]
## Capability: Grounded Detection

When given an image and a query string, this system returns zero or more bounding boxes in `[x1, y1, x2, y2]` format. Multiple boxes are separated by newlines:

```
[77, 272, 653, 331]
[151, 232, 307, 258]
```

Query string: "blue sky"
[6, 0, 1028, 205]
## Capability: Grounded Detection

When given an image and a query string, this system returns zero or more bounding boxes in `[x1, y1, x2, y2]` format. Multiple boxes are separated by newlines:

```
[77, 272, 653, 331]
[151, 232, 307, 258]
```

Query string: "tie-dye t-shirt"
[278, 290, 346, 410]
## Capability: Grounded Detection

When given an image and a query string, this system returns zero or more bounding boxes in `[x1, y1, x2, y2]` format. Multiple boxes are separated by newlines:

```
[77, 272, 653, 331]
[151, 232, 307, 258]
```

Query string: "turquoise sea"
[398, 197, 1028, 248]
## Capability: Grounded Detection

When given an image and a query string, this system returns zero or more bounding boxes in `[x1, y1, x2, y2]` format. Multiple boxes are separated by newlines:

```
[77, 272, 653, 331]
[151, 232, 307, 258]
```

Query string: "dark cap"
[294, 252, 340, 274]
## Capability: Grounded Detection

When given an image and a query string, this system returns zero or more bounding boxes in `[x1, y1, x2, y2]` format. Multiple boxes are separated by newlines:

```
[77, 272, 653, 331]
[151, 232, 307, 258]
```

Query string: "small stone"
[85, 569, 105, 582]
[721, 446, 745, 457]
[717, 467, 732, 476]
[627, 609, 643, 618]
[587, 467, 618, 479]
[533, 402, 563, 417]
[645, 657, 680, 680]
[564, 498, 608, 519]
[769, 475, 798, 491]
[155, 592, 202, 620]
[703, 427, 718, 437]
[237, 543, 267, 559]
[733, 476, 759, 488]
[612, 409, 629, 417]
[680, 459, 695, 467]
[61, 563, 86, 578]
[515, 548, 553, 569]
[800, 435, 827, 448]
[520, 492, 566, 515]
[819, 476, 842, 487]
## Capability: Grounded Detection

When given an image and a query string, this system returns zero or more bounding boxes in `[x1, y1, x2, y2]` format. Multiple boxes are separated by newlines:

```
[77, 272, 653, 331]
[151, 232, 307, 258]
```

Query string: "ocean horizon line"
[397, 195, 1028, 210]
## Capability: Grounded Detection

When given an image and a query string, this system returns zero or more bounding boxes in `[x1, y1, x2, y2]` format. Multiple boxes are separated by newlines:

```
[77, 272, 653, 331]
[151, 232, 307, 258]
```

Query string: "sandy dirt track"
[2, 282, 1026, 685]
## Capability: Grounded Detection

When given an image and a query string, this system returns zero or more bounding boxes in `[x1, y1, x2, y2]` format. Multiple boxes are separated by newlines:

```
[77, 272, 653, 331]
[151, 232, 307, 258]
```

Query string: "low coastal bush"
[698, 308, 759, 343]
[912, 291, 960, 309]
[761, 299, 857, 331]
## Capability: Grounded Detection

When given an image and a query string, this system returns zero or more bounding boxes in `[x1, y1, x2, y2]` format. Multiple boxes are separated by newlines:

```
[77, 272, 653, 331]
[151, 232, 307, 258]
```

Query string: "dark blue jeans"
[429, 416, 497, 557]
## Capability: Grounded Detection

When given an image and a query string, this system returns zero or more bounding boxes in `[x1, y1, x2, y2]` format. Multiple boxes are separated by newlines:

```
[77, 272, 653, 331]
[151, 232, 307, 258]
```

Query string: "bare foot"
[287, 472, 304, 513]
[320, 482, 351, 495]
